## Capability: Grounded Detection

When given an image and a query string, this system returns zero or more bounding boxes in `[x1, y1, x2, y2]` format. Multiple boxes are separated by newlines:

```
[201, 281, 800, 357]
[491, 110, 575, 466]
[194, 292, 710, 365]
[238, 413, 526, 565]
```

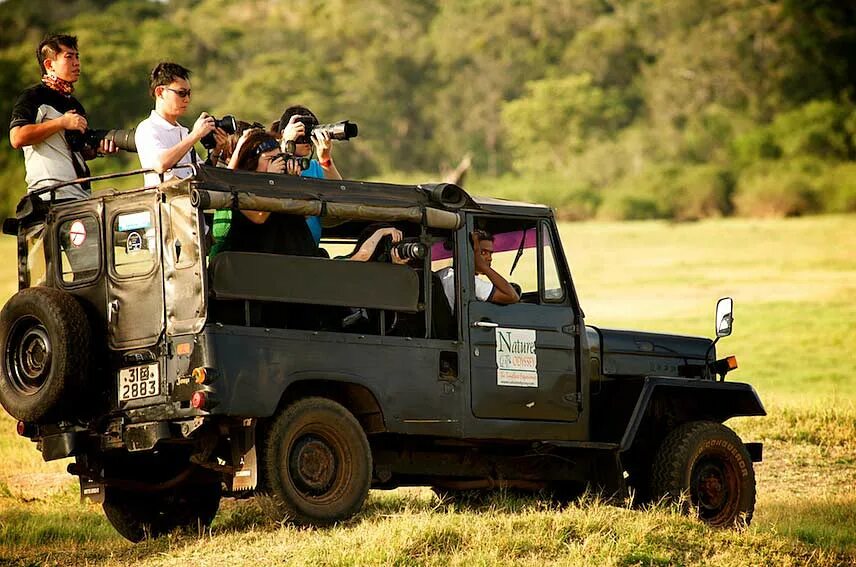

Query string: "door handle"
[472, 320, 499, 328]
[108, 300, 120, 325]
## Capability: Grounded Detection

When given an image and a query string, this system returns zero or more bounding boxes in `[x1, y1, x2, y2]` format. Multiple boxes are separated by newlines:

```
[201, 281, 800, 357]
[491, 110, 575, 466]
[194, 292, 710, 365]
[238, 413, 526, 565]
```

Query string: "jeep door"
[103, 191, 165, 350]
[465, 217, 582, 422]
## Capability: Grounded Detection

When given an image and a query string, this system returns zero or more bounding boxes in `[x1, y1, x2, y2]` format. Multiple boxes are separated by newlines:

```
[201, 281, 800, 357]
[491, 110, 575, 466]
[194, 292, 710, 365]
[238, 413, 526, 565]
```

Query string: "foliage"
[0, 0, 854, 220]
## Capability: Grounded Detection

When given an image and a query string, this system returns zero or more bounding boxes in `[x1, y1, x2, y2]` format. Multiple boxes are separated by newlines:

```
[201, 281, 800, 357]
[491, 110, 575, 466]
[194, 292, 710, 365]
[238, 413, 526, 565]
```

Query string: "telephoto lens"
[393, 240, 427, 261]
[312, 120, 358, 141]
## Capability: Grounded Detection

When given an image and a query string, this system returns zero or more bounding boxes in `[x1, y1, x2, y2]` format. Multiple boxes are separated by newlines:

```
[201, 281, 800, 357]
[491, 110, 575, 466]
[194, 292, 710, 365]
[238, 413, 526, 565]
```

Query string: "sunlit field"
[0, 215, 854, 566]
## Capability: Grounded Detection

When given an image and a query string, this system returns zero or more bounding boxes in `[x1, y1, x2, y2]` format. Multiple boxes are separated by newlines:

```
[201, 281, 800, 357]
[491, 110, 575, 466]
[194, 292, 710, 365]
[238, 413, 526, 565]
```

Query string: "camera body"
[66, 128, 137, 153]
[375, 235, 427, 263]
[201, 115, 238, 150]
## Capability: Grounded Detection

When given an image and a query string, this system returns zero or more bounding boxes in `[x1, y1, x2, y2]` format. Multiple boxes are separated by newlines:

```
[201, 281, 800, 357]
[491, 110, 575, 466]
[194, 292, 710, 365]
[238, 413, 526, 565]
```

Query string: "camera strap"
[69, 150, 92, 191]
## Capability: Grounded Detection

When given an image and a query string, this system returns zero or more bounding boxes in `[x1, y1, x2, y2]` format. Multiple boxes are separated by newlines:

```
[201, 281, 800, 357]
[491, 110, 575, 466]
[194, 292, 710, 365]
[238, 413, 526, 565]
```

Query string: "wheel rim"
[286, 425, 351, 504]
[5, 316, 52, 396]
[690, 455, 740, 523]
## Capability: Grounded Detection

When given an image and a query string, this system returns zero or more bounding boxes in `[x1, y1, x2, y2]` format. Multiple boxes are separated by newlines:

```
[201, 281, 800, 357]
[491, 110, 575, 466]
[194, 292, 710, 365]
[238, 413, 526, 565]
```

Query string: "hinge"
[561, 324, 577, 334]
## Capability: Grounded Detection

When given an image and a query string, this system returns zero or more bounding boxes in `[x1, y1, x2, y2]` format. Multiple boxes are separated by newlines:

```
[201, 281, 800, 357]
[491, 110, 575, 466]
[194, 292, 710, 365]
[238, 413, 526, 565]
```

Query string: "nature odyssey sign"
[495, 327, 537, 387]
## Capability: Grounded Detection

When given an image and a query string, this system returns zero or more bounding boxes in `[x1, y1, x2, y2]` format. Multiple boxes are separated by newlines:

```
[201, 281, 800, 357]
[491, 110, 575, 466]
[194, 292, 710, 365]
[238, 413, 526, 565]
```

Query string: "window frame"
[108, 207, 160, 280]
[538, 220, 567, 304]
[55, 213, 103, 289]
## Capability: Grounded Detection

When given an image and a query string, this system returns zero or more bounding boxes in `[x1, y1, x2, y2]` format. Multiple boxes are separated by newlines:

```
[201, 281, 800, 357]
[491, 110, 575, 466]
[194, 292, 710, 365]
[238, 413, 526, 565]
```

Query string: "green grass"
[0, 215, 854, 565]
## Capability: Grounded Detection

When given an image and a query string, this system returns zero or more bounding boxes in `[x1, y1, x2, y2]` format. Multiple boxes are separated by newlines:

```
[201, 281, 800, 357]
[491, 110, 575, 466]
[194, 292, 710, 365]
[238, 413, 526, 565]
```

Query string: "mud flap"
[228, 421, 257, 492]
[79, 476, 105, 504]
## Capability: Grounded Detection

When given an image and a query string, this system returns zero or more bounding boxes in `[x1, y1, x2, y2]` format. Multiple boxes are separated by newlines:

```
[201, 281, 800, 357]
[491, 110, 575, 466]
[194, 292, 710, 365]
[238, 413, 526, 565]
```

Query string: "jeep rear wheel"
[265, 397, 371, 525]
[0, 287, 90, 422]
[103, 482, 221, 543]
[651, 421, 755, 527]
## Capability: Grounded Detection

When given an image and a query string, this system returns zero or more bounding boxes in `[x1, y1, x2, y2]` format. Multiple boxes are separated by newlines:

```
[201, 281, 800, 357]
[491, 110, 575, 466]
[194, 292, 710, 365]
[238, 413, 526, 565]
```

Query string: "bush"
[655, 165, 735, 221]
[816, 162, 856, 213]
[771, 100, 854, 160]
[595, 164, 733, 221]
[733, 160, 823, 217]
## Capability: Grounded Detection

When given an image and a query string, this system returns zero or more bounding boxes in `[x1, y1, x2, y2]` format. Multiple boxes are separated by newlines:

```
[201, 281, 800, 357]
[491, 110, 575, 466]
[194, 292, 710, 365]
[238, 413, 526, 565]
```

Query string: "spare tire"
[0, 287, 91, 423]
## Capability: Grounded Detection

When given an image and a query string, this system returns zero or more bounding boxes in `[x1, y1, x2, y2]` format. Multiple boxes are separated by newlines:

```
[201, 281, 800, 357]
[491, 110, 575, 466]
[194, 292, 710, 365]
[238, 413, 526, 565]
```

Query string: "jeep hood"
[586, 326, 713, 378]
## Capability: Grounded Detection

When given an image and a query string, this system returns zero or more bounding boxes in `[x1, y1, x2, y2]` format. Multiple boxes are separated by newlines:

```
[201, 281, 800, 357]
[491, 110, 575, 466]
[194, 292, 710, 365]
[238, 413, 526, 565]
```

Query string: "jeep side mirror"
[715, 297, 733, 337]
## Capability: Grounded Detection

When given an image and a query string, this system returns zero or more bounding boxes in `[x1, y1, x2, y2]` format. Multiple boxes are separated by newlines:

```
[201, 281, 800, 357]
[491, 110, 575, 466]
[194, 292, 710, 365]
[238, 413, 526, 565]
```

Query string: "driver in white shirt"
[437, 230, 519, 309]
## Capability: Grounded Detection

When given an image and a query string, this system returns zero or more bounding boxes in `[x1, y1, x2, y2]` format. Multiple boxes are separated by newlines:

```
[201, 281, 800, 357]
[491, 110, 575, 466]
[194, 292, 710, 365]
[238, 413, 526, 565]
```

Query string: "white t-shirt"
[436, 266, 494, 309]
[135, 110, 199, 187]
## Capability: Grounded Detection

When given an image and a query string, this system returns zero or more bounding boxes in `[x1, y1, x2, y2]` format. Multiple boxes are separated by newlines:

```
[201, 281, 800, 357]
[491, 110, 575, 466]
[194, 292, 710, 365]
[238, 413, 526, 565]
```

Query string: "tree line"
[0, 0, 854, 219]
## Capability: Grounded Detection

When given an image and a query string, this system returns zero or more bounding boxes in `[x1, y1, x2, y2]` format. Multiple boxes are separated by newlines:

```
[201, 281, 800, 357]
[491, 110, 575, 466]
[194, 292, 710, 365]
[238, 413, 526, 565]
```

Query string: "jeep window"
[25, 224, 47, 287]
[541, 222, 565, 303]
[470, 218, 566, 305]
[480, 222, 539, 299]
[112, 210, 156, 277]
[58, 216, 100, 284]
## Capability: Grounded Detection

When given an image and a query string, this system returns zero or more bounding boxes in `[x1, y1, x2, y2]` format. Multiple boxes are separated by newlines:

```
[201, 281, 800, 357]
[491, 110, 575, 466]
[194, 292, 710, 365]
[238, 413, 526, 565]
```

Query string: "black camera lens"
[393, 240, 427, 261]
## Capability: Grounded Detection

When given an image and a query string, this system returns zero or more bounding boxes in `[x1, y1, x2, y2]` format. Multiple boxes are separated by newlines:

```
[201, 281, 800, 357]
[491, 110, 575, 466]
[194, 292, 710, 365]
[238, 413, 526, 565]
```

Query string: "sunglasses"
[165, 87, 192, 99]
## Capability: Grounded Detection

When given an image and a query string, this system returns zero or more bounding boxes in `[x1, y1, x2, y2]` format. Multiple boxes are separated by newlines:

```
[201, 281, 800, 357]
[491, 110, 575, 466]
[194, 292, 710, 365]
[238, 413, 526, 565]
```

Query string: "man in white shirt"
[135, 62, 226, 186]
[437, 230, 520, 310]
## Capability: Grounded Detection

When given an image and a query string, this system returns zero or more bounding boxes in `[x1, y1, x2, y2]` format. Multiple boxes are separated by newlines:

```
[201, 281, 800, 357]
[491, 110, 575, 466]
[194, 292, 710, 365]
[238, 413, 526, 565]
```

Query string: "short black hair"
[149, 62, 191, 98]
[37, 34, 78, 74]
[473, 229, 494, 242]
[277, 105, 318, 133]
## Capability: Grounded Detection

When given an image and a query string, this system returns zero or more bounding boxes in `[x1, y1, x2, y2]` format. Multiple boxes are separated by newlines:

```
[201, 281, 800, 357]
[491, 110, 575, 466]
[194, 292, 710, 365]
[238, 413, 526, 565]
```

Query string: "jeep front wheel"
[0, 287, 90, 422]
[651, 421, 755, 527]
[264, 397, 371, 525]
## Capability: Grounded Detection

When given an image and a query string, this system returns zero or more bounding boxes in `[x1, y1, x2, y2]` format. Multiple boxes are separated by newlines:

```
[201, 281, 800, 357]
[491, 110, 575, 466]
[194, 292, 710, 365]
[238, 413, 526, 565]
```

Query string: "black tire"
[103, 483, 221, 543]
[265, 397, 371, 525]
[651, 421, 756, 527]
[0, 287, 90, 422]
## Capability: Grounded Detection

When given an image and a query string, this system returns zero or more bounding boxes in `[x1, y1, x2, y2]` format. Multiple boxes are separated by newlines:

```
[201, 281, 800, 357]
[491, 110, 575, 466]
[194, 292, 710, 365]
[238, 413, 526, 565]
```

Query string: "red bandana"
[42, 74, 75, 95]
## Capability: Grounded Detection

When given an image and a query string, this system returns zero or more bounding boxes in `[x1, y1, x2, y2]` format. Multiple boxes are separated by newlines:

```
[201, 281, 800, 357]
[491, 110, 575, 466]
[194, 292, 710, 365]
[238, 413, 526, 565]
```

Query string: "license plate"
[118, 363, 160, 402]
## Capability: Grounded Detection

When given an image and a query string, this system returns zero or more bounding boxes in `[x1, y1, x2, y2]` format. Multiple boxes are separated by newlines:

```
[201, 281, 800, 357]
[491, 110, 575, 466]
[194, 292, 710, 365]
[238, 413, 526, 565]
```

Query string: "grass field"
[0, 215, 854, 566]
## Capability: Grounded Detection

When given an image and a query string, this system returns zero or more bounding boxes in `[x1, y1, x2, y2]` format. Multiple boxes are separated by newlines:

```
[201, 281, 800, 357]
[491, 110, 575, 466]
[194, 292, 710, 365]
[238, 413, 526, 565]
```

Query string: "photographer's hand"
[267, 154, 287, 174]
[97, 137, 118, 156]
[285, 158, 302, 176]
[190, 112, 216, 142]
[312, 129, 343, 180]
[281, 115, 305, 143]
[61, 110, 87, 133]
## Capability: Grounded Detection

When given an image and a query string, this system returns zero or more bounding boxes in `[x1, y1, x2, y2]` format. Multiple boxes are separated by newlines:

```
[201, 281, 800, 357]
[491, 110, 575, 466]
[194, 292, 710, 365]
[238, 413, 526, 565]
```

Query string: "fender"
[619, 377, 765, 451]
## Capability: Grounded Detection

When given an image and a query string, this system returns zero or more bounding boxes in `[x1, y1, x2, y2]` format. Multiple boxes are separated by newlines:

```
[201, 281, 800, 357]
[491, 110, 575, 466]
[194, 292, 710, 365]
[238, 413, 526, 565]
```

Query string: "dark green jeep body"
[0, 166, 764, 541]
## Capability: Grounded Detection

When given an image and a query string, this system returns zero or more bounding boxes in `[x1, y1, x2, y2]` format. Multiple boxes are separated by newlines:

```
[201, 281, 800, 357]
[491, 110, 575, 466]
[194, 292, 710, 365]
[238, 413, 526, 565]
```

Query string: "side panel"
[198, 326, 464, 437]
[161, 194, 206, 336]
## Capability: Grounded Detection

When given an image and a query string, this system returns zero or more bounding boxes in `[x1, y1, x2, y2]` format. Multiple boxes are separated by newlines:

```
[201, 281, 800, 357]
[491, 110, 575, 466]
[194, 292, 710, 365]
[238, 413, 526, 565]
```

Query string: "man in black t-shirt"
[9, 34, 117, 200]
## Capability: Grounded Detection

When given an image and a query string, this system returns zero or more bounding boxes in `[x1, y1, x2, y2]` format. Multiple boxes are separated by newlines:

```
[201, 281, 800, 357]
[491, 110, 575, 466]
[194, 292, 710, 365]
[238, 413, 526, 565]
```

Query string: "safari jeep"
[0, 166, 764, 542]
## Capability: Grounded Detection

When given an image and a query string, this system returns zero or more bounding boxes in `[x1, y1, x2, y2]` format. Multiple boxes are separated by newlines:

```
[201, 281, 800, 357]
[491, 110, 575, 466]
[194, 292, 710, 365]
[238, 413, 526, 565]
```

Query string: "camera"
[294, 116, 358, 143]
[66, 128, 137, 153]
[201, 115, 238, 150]
[376, 236, 427, 263]
[275, 152, 310, 172]
[279, 141, 311, 172]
